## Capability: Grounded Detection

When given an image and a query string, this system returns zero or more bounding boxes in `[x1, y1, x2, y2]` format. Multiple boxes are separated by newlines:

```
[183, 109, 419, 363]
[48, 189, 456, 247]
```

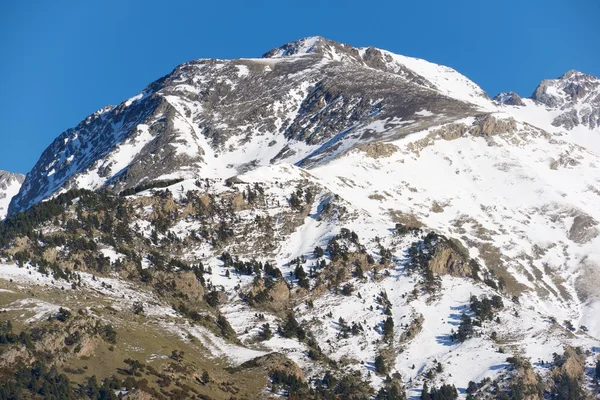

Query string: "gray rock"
[568, 213, 599, 244]
[493, 92, 525, 106]
[531, 70, 600, 130]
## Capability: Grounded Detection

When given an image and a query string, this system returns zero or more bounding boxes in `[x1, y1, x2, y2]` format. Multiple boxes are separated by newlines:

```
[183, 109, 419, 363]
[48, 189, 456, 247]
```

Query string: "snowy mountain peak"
[9, 37, 494, 216]
[0, 170, 25, 219]
[532, 69, 600, 107]
[262, 36, 341, 58]
[529, 69, 600, 130]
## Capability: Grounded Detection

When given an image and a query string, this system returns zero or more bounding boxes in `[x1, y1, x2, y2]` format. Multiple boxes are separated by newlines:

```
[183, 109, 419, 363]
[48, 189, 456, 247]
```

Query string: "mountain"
[0, 170, 24, 219]
[1, 37, 600, 399]
[531, 70, 600, 130]
[8, 36, 492, 216]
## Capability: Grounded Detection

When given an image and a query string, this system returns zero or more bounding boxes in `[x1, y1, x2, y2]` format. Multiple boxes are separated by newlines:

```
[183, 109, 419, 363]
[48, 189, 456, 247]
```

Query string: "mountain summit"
[8, 37, 491, 216]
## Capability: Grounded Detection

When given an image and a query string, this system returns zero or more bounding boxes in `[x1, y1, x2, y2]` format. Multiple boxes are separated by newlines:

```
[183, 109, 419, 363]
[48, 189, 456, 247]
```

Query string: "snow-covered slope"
[0, 170, 24, 219]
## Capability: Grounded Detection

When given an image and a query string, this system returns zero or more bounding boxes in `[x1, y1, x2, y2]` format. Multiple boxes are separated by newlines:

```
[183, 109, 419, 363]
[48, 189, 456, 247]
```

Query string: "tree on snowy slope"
[382, 316, 395, 340]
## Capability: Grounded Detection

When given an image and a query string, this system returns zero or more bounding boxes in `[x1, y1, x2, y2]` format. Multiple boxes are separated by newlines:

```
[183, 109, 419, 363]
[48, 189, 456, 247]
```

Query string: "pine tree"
[375, 354, 389, 375]
[314, 246, 324, 258]
[201, 370, 210, 384]
[294, 264, 310, 289]
[383, 316, 394, 339]
[259, 323, 273, 341]
[421, 382, 430, 400]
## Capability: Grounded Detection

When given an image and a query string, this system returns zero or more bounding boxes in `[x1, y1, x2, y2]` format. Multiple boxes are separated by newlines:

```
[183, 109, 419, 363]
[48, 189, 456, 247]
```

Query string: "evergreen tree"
[455, 313, 473, 342]
[259, 323, 273, 341]
[314, 246, 324, 258]
[375, 354, 389, 375]
[383, 316, 394, 339]
[294, 264, 310, 290]
[421, 382, 431, 400]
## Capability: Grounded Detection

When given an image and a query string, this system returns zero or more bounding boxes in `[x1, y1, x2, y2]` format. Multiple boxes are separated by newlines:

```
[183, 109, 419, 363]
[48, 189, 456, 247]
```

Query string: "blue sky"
[1, 0, 598, 173]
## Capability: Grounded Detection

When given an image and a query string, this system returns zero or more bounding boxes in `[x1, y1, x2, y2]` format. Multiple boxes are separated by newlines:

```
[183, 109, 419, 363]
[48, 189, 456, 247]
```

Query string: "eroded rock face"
[247, 278, 290, 312]
[549, 152, 580, 170]
[470, 115, 517, 137]
[398, 314, 424, 343]
[432, 123, 469, 141]
[568, 213, 598, 244]
[156, 270, 205, 300]
[551, 347, 586, 386]
[428, 240, 472, 277]
[354, 142, 399, 158]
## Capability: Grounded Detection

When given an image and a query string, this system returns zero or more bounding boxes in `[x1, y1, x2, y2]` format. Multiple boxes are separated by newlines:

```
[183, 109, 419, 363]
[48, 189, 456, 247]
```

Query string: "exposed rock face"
[398, 314, 424, 343]
[513, 362, 544, 400]
[531, 70, 600, 130]
[434, 123, 469, 140]
[494, 91, 525, 106]
[470, 115, 517, 137]
[568, 213, 598, 244]
[354, 142, 399, 158]
[0, 171, 24, 191]
[428, 239, 471, 277]
[170, 270, 205, 299]
[247, 278, 290, 312]
[549, 152, 580, 170]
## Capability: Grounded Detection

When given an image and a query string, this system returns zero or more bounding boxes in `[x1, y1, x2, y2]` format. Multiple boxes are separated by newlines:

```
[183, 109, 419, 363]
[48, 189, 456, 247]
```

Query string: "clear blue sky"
[1, 0, 598, 174]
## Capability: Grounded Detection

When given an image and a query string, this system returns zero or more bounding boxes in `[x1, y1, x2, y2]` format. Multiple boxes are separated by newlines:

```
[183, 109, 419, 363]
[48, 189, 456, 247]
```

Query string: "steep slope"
[0, 171, 24, 219]
[9, 37, 492, 216]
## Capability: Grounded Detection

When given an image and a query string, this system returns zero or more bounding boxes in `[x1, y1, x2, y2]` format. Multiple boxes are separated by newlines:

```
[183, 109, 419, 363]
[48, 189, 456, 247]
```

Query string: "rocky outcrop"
[549, 152, 580, 169]
[532, 70, 600, 130]
[494, 91, 525, 106]
[399, 314, 424, 343]
[354, 142, 399, 158]
[470, 115, 517, 137]
[568, 213, 598, 244]
[239, 352, 304, 380]
[431, 123, 469, 141]
[246, 278, 290, 312]
[171, 270, 205, 300]
[428, 239, 471, 277]
[506, 357, 544, 400]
